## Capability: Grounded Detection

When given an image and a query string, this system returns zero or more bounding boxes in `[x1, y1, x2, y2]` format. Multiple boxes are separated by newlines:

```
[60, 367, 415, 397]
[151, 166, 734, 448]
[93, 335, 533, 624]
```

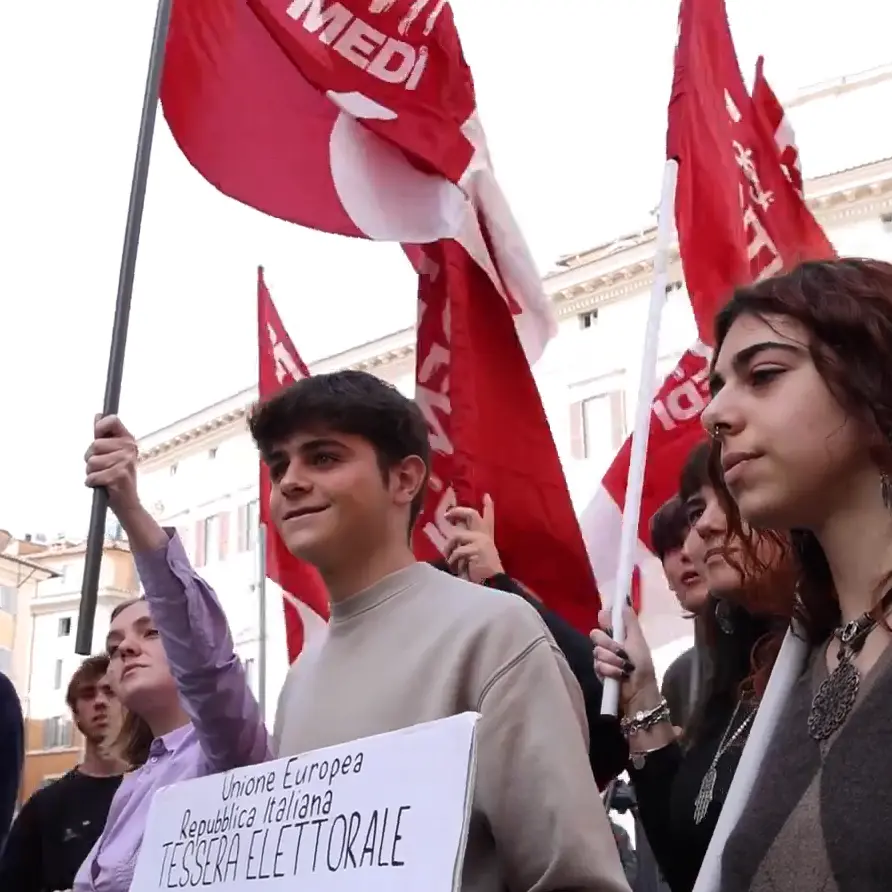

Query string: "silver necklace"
[693, 701, 754, 825]
[807, 612, 875, 741]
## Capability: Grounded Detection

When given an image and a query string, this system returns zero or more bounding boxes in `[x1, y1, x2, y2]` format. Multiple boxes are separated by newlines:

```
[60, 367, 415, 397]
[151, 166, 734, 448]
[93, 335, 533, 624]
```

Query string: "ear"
[390, 455, 428, 508]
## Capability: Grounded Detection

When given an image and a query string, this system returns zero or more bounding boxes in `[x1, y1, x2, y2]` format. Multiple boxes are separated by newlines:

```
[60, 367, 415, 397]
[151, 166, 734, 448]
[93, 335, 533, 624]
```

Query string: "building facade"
[0, 532, 57, 694]
[13, 535, 139, 803]
[136, 67, 892, 693]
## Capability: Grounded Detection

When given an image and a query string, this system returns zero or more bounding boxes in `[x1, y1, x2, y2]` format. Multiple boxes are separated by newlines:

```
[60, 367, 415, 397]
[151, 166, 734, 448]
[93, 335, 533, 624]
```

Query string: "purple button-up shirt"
[73, 531, 272, 892]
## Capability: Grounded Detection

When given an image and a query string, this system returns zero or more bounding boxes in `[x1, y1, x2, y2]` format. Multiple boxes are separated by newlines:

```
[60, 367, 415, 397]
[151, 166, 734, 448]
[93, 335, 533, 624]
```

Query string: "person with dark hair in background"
[0, 670, 23, 857]
[434, 494, 629, 790]
[0, 656, 125, 891]
[650, 495, 710, 730]
[254, 370, 631, 892]
[592, 442, 793, 892]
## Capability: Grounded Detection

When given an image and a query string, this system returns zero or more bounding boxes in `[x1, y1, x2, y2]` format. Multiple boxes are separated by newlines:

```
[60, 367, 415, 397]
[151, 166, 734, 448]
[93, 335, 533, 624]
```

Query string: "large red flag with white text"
[580, 0, 835, 602]
[163, 0, 600, 629]
[257, 268, 330, 662]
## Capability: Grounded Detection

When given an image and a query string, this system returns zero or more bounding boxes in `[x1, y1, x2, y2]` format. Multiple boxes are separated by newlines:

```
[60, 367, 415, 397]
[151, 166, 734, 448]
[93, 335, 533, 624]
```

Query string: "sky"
[1, 1, 890, 539]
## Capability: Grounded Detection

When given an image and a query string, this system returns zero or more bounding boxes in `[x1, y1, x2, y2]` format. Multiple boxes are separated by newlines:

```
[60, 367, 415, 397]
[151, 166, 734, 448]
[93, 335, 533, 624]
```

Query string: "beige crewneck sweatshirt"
[274, 562, 630, 892]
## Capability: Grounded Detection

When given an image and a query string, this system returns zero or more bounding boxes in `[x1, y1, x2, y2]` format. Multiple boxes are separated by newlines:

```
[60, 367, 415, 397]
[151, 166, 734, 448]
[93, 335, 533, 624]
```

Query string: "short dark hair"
[249, 370, 431, 530]
[66, 654, 110, 711]
[650, 496, 689, 561]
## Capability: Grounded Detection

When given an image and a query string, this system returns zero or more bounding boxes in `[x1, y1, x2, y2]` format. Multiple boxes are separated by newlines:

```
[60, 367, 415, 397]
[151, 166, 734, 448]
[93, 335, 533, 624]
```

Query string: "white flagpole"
[601, 158, 679, 716]
[257, 522, 268, 718]
[691, 629, 807, 891]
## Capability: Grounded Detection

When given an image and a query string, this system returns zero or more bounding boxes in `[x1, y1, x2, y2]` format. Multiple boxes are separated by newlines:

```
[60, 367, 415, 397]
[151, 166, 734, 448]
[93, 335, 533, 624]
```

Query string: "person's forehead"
[111, 601, 150, 630]
[714, 313, 808, 374]
[75, 675, 109, 696]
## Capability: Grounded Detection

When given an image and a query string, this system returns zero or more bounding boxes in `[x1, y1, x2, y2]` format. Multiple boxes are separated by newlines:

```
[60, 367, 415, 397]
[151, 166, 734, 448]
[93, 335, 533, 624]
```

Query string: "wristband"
[620, 697, 671, 739]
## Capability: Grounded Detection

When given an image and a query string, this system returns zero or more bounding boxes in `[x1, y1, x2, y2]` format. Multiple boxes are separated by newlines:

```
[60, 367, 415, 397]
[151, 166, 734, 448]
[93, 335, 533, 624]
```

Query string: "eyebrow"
[105, 614, 153, 648]
[683, 493, 704, 516]
[709, 340, 804, 395]
[265, 437, 351, 462]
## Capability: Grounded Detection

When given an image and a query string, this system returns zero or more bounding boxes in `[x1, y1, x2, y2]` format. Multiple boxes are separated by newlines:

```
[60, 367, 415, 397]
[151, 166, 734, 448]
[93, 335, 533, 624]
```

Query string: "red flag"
[752, 57, 803, 198]
[668, 0, 835, 337]
[162, 0, 553, 356]
[581, 0, 835, 601]
[162, 1, 473, 239]
[164, 2, 596, 627]
[257, 268, 330, 662]
[410, 239, 600, 632]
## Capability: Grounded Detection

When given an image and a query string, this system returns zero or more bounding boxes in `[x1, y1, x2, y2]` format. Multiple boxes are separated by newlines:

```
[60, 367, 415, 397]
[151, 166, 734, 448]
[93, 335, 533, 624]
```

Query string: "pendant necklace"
[693, 700, 754, 825]
[807, 588, 892, 741]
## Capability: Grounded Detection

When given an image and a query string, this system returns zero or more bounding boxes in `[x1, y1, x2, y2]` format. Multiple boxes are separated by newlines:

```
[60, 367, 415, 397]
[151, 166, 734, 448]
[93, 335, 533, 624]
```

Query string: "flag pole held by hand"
[76, 0, 174, 656]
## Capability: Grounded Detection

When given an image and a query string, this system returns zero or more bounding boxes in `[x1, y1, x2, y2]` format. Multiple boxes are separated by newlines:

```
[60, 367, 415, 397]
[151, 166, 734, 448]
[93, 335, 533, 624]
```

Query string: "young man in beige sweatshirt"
[252, 369, 630, 892]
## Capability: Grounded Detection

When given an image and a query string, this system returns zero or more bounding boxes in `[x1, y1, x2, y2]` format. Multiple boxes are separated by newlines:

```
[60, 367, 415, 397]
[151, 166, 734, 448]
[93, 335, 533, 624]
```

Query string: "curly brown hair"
[711, 258, 892, 644]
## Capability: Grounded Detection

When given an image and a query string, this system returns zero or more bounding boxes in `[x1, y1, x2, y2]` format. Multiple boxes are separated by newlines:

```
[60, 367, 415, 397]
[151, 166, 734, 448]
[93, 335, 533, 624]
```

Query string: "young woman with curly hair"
[703, 257, 892, 892]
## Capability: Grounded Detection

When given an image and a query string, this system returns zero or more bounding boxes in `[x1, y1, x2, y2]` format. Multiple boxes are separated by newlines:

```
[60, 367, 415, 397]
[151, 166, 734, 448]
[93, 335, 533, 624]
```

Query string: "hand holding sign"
[130, 714, 479, 892]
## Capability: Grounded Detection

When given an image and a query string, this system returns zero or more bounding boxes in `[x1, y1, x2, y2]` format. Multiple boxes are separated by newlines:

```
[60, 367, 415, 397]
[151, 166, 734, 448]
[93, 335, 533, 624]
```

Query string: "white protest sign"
[131, 712, 479, 892]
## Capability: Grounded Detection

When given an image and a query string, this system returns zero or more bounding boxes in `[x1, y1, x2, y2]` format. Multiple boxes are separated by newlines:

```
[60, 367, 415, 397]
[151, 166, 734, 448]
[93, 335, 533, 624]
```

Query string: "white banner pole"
[601, 158, 679, 716]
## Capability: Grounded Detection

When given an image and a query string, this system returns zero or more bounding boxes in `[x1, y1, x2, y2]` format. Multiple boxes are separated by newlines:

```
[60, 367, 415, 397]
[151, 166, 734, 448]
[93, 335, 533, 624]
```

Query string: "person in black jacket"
[0, 671, 23, 856]
[650, 495, 711, 731]
[0, 655, 126, 891]
[435, 495, 628, 788]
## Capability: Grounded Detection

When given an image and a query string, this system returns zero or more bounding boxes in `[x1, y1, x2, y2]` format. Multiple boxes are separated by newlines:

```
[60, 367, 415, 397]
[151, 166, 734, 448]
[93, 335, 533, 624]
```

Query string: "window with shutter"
[568, 402, 586, 460]
[195, 521, 207, 567]
[581, 393, 615, 463]
[219, 512, 230, 561]
[42, 716, 73, 749]
[204, 515, 221, 564]
[247, 501, 260, 551]
[0, 586, 16, 615]
[609, 390, 628, 449]
[237, 504, 249, 551]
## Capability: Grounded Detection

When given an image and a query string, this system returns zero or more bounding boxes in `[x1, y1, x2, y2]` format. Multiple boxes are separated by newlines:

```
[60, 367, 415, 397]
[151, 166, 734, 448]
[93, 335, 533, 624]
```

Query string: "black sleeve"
[0, 674, 23, 855]
[482, 573, 628, 787]
[629, 743, 690, 892]
[661, 658, 687, 728]
[0, 793, 44, 892]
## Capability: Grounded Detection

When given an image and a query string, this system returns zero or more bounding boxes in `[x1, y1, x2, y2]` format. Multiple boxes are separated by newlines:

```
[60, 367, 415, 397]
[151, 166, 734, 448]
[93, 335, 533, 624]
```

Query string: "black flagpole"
[76, 0, 174, 655]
